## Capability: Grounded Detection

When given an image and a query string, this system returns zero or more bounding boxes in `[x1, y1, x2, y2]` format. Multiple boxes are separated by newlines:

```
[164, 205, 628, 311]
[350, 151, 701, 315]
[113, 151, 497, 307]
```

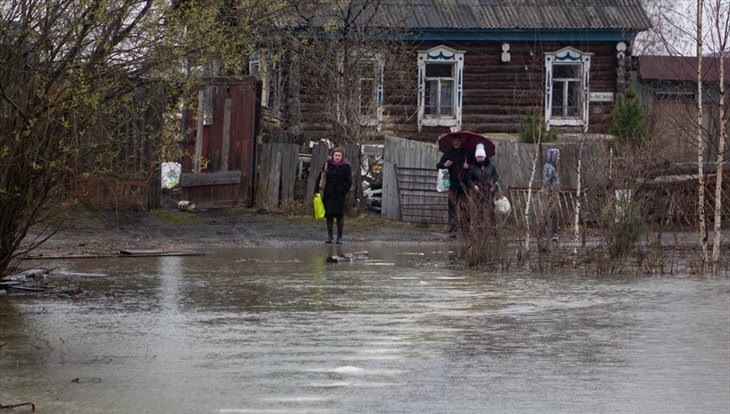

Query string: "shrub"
[520, 110, 558, 143]
[607, 214, 645, 258]
[606, 84, 649, 151]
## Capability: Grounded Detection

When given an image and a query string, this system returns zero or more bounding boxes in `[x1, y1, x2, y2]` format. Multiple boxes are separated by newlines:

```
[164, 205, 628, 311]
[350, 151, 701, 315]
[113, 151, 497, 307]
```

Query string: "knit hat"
[475, 143, 486, 158]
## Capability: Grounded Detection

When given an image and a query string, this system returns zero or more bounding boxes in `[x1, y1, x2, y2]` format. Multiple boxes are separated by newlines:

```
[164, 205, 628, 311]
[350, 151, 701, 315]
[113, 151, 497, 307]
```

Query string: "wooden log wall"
[293, 41, 625, 144]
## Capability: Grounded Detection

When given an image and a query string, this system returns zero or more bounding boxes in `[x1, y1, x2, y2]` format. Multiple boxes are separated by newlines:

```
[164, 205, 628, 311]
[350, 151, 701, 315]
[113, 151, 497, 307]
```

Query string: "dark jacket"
[437, 148, 474, 195]
[467, 159, 500, 199]
[315, 159, 352, 217]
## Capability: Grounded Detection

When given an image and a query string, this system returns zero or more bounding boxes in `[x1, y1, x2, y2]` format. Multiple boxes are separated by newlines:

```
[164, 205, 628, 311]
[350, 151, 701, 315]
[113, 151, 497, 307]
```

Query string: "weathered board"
[382, 136, 443, 222]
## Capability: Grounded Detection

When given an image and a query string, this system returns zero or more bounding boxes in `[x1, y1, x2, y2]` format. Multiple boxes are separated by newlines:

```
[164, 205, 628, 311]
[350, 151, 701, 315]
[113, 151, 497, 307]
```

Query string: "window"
[544, 47, 591, 131]
[249, 53, 280, 111]
[551, 64, 581, 118]
[418, 46, 465, 130]
[352, 54, 384, 129]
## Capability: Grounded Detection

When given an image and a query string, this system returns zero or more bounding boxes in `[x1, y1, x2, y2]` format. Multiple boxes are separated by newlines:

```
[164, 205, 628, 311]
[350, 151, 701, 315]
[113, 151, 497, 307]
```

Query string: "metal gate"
[394, 166, 447, 224]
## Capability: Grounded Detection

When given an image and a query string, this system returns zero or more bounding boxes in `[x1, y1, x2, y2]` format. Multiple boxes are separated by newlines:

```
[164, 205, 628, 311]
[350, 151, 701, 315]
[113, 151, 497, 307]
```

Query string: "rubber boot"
[336, 219, 344, 244]
[326, 219, 334, 244]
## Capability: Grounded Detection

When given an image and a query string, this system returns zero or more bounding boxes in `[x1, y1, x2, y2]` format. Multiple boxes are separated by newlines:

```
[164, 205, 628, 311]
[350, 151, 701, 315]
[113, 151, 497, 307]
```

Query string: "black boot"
[336, 218, 344, 244]
[326, 218, 334, 244]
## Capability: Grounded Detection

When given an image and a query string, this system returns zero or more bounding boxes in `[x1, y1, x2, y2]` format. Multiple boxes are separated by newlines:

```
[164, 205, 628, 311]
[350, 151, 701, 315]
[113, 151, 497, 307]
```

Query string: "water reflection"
[1, 244, 728, 414]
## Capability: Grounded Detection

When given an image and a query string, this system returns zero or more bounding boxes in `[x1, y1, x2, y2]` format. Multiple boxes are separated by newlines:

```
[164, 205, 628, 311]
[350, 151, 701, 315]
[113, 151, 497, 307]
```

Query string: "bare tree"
[636, 1, 699, 56]
[696, 0, 710, 272]
[0, 0, 283, 278]
[572, 136, 586, 266]
[708, 0, 728, 275]
[280, 0, 411, 146]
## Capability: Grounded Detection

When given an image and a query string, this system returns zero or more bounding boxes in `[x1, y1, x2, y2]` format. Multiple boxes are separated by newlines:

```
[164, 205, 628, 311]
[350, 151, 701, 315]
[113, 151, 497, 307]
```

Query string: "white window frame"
[417, 46, 465, 130]
[354, 52, 385, 130]
[333, 49, 385, 131]
[544, 47, 591, 131]
[249, 52, 280, 111]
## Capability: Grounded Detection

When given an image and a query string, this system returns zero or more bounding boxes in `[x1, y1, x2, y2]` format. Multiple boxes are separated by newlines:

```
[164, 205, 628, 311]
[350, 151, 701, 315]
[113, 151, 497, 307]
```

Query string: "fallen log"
[5, 285, 49, 292]
[119, 249, 204, 257]
[326, 250, 369, 263]
[1, 269, 48, 282]
[0, 401, 35, 411]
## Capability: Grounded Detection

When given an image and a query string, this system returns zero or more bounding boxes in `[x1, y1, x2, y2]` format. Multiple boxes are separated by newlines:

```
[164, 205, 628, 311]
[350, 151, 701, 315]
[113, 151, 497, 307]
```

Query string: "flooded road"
[1, 244, 729, 414]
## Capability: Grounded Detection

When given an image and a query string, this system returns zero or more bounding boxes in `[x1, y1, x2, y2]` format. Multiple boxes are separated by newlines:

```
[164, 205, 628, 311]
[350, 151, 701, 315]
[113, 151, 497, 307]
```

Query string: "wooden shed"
[181, 78, 260, 207]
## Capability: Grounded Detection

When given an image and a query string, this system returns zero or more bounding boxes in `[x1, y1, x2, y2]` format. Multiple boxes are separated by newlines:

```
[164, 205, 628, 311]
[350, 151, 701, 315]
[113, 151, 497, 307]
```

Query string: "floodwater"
[1, 244, 729, 414]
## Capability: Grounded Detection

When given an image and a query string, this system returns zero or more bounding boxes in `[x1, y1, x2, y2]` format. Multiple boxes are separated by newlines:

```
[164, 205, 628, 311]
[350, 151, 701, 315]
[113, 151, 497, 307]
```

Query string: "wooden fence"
[508, 187, 590, 230]
[382, 136, 444, 222]
[382, 136, 609, 223]
[255, 142, 300, 209]
[181, 79, 258, 208]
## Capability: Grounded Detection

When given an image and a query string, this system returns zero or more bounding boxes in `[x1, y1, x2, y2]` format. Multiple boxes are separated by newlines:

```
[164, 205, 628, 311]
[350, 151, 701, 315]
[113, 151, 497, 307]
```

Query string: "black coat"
[315, 160, 352, 217]
[437, 147, 474, 195]
[467, 160, 500, 198]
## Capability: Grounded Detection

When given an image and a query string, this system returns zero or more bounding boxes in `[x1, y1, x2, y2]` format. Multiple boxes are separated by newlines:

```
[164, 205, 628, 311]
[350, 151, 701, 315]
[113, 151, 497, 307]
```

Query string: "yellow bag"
[313, 193, 325, 220]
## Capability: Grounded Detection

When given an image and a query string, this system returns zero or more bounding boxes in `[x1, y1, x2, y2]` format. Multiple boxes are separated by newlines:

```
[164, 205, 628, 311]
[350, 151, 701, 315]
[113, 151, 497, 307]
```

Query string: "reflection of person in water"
[436, 135, 473, 235]
[314, 147, 352, 244]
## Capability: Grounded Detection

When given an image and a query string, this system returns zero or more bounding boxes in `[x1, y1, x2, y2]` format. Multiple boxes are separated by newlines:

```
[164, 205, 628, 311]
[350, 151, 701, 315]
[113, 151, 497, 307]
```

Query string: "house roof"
[374, 0, 651, 31]
[639, 55, 730, 82]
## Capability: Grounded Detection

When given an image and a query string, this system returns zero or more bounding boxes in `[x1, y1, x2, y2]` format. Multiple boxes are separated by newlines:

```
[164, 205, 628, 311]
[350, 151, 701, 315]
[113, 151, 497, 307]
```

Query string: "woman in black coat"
[466, 143, 500, 231]
[314, 147, 352, 244]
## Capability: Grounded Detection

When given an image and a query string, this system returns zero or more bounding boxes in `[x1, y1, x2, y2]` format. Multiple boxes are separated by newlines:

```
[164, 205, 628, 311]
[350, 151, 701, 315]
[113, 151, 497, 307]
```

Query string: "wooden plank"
[194, 90, 204, 172]
[307, 142, 329, 202]
[280, 144, 299, 203]
[266, 146, 283, 208]
[221, 97, 231, 171]
[256, 143, 271, 208]
[180, 171, 242, 187]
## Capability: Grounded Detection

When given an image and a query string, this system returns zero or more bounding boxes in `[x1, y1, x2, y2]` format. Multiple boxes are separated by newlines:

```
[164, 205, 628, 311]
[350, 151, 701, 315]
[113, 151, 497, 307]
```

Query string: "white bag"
[495, 196, 511, 214]
[436, 169, 450, 193]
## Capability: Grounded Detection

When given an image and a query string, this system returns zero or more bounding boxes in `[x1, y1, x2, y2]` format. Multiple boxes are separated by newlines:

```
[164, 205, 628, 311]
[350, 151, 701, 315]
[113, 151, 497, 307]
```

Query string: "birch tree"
[696, 0, 709, 272]
[709, 0, 728, 275]
[572, 136, 585, 266]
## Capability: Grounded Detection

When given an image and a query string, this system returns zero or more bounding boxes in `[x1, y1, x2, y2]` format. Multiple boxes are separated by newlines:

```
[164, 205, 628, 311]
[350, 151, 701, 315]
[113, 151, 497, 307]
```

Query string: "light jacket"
[542, 148, 560, 192]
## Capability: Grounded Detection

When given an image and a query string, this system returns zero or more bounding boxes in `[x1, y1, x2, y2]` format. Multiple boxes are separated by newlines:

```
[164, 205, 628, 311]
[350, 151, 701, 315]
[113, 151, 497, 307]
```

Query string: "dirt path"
[25, 206, 449, 258]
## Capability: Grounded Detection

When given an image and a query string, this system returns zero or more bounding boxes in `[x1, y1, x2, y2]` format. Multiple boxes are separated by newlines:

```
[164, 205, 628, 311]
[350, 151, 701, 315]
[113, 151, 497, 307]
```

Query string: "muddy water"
[1, 244, 729, 414]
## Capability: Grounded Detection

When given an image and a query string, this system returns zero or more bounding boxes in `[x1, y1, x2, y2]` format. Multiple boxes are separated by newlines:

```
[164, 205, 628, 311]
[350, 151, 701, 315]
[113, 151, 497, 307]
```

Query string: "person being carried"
[540, 148, 561, 242]
[436, 135, 474, 236]
[314, 147, 352, 244]
[466, 143, 500, 231]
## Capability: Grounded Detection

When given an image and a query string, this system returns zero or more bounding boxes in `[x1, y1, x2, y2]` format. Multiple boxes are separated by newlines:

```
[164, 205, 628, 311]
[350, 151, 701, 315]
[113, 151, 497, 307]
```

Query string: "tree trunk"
[711, 0, 726, 275]
[523, 136, 542, 254]
[572, 136, 585, 266]
[696, 0, 709, 273]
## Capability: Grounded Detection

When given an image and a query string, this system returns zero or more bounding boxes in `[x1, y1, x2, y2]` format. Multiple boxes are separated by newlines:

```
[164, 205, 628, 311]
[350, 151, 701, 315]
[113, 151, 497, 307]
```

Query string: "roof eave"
[402, 29, 644, 42]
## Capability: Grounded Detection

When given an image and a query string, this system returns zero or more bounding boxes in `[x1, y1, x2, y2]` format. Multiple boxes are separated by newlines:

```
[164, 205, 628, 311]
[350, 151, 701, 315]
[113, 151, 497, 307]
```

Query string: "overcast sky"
[634, 0, 729, 56]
